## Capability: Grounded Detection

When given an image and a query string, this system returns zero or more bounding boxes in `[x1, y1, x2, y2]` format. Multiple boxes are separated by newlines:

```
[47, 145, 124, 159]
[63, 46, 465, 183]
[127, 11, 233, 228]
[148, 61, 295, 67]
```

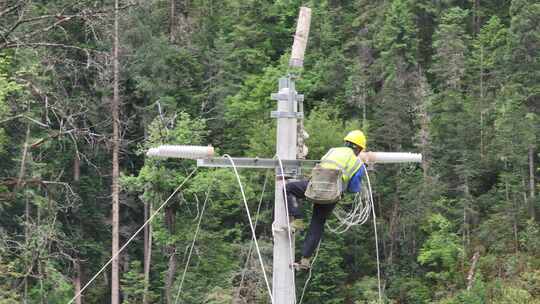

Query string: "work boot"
[293, 257, 311, 271]
[290, 218, 305, 232]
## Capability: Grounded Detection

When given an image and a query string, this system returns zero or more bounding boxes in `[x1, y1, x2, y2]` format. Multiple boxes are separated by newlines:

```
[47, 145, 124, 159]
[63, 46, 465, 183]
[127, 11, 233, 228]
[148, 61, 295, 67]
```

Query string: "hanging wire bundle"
[328, 165, 374, 234]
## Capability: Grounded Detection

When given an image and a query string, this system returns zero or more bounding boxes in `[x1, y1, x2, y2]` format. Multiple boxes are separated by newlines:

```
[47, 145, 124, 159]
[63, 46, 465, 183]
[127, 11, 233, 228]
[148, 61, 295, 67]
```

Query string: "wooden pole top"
[289, 7, 311, 68]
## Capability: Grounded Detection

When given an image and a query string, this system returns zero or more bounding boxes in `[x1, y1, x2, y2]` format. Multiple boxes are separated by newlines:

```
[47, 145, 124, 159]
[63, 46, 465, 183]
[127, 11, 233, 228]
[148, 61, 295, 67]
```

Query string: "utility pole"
[147, 6, 422, 304]
[271, 76, 301, 303]
[271, 7, 311, 303]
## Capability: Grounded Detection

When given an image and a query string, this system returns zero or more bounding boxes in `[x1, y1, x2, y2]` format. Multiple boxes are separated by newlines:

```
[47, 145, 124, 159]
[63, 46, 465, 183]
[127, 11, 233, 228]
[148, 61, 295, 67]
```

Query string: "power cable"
[66, 167, 198, 304]
[173, 174, 214, 304]
[297, 241, 320, 304]
[224, 155, 274, 304]
[365, 169, 383, 303]
[238, 171, 270, 294]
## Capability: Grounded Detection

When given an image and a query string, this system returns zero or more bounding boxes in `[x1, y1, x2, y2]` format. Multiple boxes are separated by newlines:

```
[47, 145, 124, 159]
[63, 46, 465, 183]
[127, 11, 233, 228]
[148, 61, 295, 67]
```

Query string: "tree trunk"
[463, 198, 467, 266]
[74, 259, 82, 304]
[414, 70, 431, 181]
[19, 125, 31, 304]
[74, 153, 80, 183]
[505, 178, 519, 254]
[463, 176, 471, 253]
[480, 110, 484, 159]
[473, 0, 481, 35]
[513, 208, 519, 255]
[164, 203, 178, 304]
[111, 0, 121, 302]
[378, 193, 387, 259]
[529, 145, 536, 220]
[420, 110, 430, 180]
[24, 197, 29, 304]
[387, 199, 400, 265]
[479, 46, 485, 160]
[361, 89, 367, 129]
[165, 200, 180, 304]
[17, 125, 31, 189]
[466, 251, 480, 290]
[165, 247, 178, 304]
[169, 0, 176, 42]
[74, 154, 82, 304]
[143, 201, 153, 304]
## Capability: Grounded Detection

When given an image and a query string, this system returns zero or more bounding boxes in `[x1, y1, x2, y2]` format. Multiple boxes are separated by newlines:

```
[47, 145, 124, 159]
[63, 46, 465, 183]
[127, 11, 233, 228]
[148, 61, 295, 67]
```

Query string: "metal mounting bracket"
[270, 111, 304, 119]
[271, 93, 304, 102]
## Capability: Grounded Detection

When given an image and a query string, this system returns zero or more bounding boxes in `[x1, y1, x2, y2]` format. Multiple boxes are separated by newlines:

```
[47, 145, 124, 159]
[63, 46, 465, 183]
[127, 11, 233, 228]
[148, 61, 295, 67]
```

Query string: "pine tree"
[468, 16, 508, 160]
[507, 0, 540, 220]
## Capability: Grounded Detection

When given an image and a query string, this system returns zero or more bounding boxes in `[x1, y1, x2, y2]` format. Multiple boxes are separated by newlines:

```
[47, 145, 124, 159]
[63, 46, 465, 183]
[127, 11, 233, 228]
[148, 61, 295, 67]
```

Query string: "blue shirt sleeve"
[347, 164, 365, 193]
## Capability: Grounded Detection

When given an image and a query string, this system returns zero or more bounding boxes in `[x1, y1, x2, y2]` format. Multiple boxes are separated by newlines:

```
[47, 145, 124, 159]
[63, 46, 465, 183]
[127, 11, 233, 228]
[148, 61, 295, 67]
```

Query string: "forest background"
[0, 0, 539, 303]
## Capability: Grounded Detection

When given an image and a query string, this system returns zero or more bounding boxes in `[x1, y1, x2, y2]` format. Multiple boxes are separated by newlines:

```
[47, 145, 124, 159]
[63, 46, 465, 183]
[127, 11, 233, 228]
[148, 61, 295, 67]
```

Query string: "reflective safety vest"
[320, 147, 363, 185]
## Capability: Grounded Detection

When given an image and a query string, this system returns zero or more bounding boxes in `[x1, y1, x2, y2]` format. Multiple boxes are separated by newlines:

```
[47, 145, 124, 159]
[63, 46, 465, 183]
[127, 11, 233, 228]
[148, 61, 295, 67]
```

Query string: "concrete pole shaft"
[272, 77, 297, 304]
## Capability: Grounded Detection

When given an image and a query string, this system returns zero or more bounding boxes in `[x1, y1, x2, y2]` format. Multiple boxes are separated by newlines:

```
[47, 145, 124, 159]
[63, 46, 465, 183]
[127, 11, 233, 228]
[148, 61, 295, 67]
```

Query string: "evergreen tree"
[1, 1, 540, 302]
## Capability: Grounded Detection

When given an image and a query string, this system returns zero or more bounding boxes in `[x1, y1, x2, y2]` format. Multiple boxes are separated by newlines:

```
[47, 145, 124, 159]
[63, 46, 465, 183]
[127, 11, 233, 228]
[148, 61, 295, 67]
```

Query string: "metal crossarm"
[197, 157, 318, 169]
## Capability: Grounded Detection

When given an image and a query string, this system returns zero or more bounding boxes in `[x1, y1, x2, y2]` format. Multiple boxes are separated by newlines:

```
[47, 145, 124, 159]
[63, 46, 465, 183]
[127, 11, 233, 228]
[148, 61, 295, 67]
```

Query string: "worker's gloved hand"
[291, 218, 305, 232]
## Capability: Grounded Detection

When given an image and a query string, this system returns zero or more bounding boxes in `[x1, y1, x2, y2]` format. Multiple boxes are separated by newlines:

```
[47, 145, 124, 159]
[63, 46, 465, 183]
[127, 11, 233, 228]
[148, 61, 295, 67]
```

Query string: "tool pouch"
[305, 164, 343, 204]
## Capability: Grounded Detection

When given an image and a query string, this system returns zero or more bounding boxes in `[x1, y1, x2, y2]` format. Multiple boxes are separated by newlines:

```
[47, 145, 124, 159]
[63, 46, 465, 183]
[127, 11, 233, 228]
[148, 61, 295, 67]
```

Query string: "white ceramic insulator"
[146, 148, 159, 156]
[359, 152, 422, 164]
[146, 145, 214, 159]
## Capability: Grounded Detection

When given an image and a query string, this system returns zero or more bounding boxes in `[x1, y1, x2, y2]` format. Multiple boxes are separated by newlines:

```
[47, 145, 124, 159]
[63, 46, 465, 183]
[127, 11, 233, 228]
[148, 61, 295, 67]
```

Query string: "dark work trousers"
[285, 180, 337, 258]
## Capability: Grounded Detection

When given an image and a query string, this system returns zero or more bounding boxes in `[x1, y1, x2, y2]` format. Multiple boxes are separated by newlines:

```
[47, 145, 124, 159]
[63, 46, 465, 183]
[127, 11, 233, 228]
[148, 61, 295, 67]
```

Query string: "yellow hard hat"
[344, 130, 367, 150]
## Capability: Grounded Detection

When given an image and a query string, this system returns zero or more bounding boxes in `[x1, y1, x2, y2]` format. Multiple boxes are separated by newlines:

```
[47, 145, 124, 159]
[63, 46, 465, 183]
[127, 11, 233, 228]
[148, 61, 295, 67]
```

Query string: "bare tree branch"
[0, 3, 137, 50]
[0, 3, 22, 19]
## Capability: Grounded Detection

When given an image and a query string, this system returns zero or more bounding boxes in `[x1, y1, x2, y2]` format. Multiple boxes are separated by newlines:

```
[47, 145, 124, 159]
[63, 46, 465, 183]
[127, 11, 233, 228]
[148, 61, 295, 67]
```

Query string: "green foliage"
[378, 0, 418, 67]
[431, 7, 469, 90]
[508, 0, 540, 90]
[304, 105, 362, 159]
[492, 285, 535, 304]
[455, 276, 487, 304]
[0, 56, 21, 113]
[223, 60, 286, 155]
[469, 16, 507, 87]
[147, 112, 207, 148]
[350, 276, 382, 303]
[298, 237, 347, 304]
[1, 0, 539, 303]
[0, 56, 21, 153]
[121, 260, 150, 304]
[204, 286, 234, 304]
[418, 214, 463, 283]
[386, 276, 431, 303]
[27, 262, 74, 303]
[0, 260, 22, 304]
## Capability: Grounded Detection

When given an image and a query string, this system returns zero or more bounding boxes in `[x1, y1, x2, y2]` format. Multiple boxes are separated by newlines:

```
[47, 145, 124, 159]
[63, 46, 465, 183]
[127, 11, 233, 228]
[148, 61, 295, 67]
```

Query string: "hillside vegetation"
[0, 0, 539, 303]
